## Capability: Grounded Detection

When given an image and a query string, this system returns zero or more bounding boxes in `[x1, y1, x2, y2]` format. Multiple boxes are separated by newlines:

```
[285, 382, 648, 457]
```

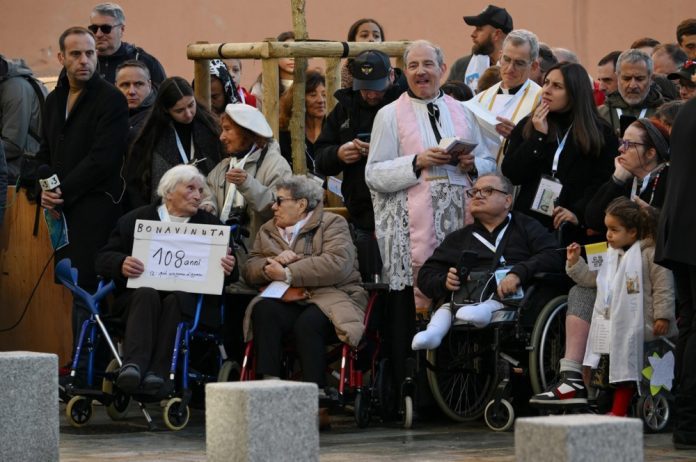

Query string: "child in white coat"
[565, 197, 676, 416]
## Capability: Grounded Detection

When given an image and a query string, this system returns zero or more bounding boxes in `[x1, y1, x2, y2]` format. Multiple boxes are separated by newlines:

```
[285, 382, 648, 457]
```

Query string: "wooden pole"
[261, 58, 280, 139]
[290, 0, 308, 174]
[324, 58, 341, 112]
[193, 41, 211, 109]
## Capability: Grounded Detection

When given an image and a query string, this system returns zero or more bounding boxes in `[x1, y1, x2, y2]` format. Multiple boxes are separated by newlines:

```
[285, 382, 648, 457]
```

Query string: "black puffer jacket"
[98, 42, 166, 86]
[417, 212, 565, 302]
[314, 70, 407, 230]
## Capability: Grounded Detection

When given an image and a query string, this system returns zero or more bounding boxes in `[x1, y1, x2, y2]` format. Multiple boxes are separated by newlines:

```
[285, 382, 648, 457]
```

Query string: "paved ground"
[59, 402, 696, 461]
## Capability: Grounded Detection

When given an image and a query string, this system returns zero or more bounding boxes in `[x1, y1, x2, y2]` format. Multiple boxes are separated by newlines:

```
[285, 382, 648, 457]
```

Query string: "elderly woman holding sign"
[243, 175, 366, 395]
[96, 165, 237, 393]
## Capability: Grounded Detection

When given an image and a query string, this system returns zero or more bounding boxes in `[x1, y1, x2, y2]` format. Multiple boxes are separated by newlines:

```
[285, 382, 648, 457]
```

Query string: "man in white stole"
[365, 40, 495, 402]
[467, 30, 543, 166]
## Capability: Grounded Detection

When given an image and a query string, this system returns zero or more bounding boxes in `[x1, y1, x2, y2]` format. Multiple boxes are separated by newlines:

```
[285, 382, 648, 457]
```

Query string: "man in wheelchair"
[413, 173, 564, 350]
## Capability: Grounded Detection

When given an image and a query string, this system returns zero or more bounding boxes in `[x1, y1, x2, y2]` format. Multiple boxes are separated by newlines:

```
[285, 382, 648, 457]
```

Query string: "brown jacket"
[243, 204, 367, 346]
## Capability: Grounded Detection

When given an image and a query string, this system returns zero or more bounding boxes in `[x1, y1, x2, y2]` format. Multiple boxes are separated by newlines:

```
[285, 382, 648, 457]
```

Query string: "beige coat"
[566, 239, 678, 338]
[202, 140, 291, 245]
[243, 204, 368, 347]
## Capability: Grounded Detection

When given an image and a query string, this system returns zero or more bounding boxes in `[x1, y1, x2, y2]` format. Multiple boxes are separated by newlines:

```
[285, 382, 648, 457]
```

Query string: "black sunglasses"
[88, 23, 122, 34]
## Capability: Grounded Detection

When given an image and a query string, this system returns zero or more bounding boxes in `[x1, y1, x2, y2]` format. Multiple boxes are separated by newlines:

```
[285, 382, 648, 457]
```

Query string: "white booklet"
[438, 137, 478, 166]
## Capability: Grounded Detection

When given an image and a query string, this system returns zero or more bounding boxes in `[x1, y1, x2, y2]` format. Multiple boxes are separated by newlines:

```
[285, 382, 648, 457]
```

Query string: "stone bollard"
[515, 414, 643, 462]
[0, 351, 59, 462]
[206, 380, 318, 462]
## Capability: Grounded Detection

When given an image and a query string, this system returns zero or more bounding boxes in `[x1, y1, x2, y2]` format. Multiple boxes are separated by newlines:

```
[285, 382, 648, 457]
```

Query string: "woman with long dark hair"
[125, 76, 223, 210]
[502, 62, 617, 237]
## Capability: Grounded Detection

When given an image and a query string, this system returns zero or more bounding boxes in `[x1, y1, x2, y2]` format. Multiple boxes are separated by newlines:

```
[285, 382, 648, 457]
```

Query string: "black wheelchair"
[424, 272, 572, 431]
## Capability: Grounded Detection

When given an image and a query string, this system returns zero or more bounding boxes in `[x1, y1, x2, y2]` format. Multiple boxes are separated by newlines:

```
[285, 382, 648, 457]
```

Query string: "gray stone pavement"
[59, 402, 696, 461]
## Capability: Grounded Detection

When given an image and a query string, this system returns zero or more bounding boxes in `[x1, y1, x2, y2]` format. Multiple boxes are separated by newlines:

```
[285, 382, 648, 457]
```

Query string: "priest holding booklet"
[365, 40, 494, 413]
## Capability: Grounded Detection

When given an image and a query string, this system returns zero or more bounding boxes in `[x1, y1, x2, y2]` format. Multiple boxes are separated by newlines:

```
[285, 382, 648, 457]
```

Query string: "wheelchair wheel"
[217, 360, 241, 383]
[354, 390, 371, 428]
[426, 329, 496, 421]
[102, 359, 131, 420]
[484, 399, 515, 432]
[163, 398, 190, 431]
[66, 395, 93, 428]
[637, 393, 670, 433]
[529, 296, 568, 395]
[402, 395, 413, 429]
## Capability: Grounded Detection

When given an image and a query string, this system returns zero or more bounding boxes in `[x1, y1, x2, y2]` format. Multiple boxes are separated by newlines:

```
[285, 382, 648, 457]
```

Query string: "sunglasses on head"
[88, 23, 122, 34]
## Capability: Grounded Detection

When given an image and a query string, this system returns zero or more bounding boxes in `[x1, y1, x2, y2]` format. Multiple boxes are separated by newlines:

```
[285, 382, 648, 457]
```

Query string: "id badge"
[591, 316, 611, 355]
[530, 174, 562, 217]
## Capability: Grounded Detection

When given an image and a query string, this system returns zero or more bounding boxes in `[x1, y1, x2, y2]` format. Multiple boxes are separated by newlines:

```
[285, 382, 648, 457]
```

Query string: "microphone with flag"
[38, 164, 69, 249]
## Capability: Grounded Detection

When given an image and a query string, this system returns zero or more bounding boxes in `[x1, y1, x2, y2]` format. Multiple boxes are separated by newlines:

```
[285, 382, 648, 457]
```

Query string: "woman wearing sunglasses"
[125, 77, 223, 211]
[502, 62, 617, 240]
[242, 175, 366, 412]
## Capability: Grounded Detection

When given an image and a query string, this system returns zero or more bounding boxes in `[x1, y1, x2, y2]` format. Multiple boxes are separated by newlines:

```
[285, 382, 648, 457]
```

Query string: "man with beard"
[599, 49, 665, 135]
[38, 26, 128, 353]
[448, 5, 513, 92]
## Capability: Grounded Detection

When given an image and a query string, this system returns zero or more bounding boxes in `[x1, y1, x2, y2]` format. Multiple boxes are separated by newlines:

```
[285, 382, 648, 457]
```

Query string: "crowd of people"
[2, 1, 696, 445]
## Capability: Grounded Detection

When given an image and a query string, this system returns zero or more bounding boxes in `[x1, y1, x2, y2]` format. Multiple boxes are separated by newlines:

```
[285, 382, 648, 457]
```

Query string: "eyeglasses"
[500, 55, 530, 69]
[619, 139, 647, 150]
[465, 186, 509, 199]
[274, 196, 297, 206]
[88, 23, 122, 34]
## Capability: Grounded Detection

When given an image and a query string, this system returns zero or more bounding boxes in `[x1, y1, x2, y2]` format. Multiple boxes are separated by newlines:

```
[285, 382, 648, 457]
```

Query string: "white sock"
[454, 300, 504, 328]
[412, 306, 452, 350]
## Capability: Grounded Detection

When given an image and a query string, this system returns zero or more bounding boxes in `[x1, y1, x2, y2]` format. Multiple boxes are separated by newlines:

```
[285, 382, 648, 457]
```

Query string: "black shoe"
[674, 434, 696, 450]
[116, 363, 141, 393]
[142, 372, 164, 392]
[529, 370, 588, 407]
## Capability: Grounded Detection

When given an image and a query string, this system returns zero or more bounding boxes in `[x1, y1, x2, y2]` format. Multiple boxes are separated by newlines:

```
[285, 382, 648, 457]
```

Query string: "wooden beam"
[187, 41, 410, 60]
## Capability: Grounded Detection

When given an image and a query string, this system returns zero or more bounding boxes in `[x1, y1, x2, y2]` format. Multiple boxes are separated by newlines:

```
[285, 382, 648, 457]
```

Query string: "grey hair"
[91, 3, 126, 24]
[276, 175, 324, 212]
[476, 172, 514, 195]
[553, 47, 579, 64]
[503, 29, 539, 62]
[156, 164, 206, 198]
[617, 49, 653, 76]
[403, 40, 445, 67]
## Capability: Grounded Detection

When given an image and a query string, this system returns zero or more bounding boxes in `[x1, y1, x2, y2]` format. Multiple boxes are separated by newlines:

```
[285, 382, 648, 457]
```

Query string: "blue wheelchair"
[56, 258, 237, 431]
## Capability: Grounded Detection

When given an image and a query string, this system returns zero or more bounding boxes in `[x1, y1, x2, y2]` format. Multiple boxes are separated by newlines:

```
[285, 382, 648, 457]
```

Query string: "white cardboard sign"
[127, 219, 229, 295]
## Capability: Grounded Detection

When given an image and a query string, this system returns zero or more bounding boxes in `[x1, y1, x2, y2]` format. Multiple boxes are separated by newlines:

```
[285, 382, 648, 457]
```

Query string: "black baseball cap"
[350, 50, 392, 92]
[463, 4, 513, 34]
[667, 62, 696, 85]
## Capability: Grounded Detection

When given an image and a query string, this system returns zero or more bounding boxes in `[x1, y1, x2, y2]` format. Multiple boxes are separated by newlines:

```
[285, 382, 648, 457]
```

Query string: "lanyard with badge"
[174, 128, 196, 164]
[472, 216, 511, 267]
[616, 108, 647, 120]
[530, 127, 571, 216]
